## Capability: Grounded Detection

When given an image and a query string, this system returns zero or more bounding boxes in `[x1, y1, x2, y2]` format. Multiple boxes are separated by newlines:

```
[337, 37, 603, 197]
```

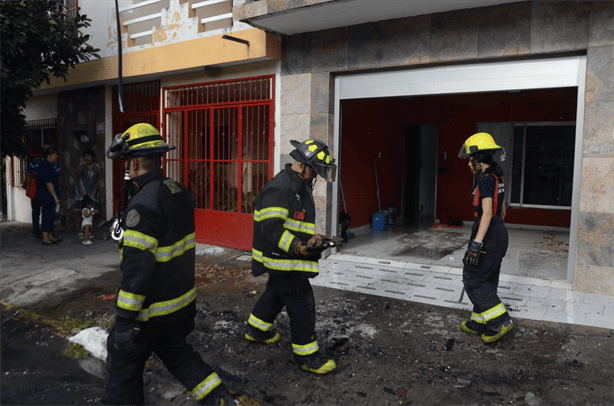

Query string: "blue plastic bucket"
[372, 212, 386, 231]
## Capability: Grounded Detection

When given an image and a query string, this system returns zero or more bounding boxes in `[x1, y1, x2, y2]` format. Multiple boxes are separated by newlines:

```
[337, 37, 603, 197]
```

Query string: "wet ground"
[1, 223, 613, 405]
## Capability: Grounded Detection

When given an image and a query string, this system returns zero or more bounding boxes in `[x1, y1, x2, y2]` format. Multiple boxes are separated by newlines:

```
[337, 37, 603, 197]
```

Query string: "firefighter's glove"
[293, 240, 322, 257]
[464, 239, 484, 266]
[112, 317, 143, 361]
[307, 234, 326, 249]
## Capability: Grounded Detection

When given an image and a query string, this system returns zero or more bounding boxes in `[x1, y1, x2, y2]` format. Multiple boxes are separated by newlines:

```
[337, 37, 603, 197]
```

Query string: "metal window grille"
[17, 119, 59, 187]
[163, 76, 274, 215]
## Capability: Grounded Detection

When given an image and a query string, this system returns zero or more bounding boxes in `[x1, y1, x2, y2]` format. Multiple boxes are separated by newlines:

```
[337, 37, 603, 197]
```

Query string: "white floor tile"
[408, 291, 445, 304]
[583, 293, 614, 306]
[584, 313, 614, 330]
[441, 299, 472, 309]
[499, 294, 530, 307]
[448, 267, 463, 275]
[401, 268, 429, 277]
[499, 274, 551, 287]
[513, 284, 551, 299]
[508, 307, 546, 322]
[369, 266, 404, 276]
[549, 280, 574, 290]
[542, 310, 586, 325]
[546, 289, 585, 302]
[405, 264, 451, 274]
[328, 254, 368, 263]
[365, 257, 407, 269]
[340, 272, 378, 284]
[525, 297, 565, 312]
[423, 273, 457, 285]
[563, 301, 605, 315]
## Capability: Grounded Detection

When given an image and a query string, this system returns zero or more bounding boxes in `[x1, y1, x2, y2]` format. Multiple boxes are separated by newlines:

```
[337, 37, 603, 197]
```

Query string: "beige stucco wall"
[276, 1, 614, 294]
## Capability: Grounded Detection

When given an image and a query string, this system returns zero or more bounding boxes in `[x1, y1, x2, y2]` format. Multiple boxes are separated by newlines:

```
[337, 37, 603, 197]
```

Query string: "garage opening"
[332, 56, 586, 282]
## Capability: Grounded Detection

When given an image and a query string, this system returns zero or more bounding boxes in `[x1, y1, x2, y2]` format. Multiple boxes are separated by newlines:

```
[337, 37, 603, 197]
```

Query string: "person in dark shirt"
[458, 132, 513, 344]
[36, 147, 62, 245]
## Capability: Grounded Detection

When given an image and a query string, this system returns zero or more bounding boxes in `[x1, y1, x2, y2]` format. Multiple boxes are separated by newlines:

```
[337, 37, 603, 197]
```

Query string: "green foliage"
[1, 0, 100, 158]
[63, 343, 90, 359]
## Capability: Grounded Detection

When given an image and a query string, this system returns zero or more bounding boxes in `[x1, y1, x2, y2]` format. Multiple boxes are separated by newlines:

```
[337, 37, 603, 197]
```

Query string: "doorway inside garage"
[333, 56, 586, 282]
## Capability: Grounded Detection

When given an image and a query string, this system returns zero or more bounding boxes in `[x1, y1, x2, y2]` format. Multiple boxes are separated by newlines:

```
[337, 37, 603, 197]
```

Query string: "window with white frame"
[510, 123, 575, 209]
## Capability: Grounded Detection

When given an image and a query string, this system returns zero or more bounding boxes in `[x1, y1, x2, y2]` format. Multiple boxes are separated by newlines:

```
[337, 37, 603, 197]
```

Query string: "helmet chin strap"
[112, 157, 136, 244]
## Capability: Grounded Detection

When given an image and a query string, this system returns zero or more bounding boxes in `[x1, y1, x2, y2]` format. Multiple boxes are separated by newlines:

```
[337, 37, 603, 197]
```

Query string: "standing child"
[81, 195, 96, 245]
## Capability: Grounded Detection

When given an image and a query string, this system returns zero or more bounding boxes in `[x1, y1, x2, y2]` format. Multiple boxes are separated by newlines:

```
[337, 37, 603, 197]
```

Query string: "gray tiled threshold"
[313, 223, 613, 330]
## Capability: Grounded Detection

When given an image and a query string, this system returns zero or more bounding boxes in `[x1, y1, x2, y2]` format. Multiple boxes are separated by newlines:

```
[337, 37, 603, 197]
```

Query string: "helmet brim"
[312, 161, 337, 182]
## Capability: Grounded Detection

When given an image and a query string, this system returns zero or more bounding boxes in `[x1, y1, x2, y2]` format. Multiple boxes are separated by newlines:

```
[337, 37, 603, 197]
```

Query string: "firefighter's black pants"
[463, 216, 511, 331]
[106, 318, 215, 405]
[250, 275, 316, 355]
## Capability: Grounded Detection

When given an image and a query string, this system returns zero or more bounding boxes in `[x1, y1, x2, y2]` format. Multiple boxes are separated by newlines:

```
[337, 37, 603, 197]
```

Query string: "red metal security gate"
[112, 81, 161, 214]
[163, 76, 275, 250]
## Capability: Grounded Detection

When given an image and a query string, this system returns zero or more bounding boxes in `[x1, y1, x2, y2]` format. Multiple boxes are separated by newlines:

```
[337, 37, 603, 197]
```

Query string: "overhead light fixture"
[222, 35, 250, 46]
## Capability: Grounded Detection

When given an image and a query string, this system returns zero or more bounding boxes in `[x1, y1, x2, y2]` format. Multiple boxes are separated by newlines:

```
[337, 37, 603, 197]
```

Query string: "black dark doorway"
[403, 125, 421, 220]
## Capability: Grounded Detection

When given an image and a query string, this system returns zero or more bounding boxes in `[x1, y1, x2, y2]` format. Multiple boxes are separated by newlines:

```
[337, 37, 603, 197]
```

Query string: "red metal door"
[163, 76, 274, 250]
[111, 81, 160, 214]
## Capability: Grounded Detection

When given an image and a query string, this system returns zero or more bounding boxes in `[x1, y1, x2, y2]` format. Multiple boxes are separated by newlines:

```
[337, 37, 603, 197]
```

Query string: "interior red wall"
[340, 88, 577, 229]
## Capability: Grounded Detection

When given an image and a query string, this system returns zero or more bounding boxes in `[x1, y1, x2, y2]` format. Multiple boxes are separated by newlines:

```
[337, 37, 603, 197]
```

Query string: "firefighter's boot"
[296, 352, 336, 375]
[460, 320, 486, 335]
[244, 323, 280, 344]
[481, 320, 514, 344]
[200, 383, 237, 405]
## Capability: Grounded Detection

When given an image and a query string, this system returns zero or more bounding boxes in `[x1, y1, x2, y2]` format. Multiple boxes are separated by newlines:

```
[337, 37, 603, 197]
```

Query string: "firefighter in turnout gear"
[246, 139, 338, 374]
[105, 123, 237, 405]
[458, 132, 514, 344]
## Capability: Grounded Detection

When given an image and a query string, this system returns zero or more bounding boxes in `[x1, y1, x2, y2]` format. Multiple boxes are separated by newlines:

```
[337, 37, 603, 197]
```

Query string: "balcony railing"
[118, 0, 233, 47]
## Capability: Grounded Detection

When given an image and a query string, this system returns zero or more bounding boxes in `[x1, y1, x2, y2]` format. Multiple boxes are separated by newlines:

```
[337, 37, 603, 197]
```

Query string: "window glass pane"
[522, 125, 575, 206]
[511, 126, 524, 203]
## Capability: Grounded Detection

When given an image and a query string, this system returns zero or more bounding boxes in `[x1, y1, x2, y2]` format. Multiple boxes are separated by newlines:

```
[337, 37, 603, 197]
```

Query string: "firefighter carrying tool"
[245, 139, 339, 374]
[458, 132, 514, 344]
[105, 123, 240, 405]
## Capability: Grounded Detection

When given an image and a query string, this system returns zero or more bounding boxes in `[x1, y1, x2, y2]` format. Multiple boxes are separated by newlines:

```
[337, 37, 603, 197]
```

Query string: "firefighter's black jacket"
[252, 164, 320, 279]
[116, 168, 197, 323]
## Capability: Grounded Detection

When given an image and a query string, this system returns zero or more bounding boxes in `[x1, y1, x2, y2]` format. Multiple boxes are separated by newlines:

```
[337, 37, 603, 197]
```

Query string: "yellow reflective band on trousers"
[248, 313, 272, 332]
[135, 288, 197, 322]
[122, 230, 158, 254]
[292, 340, 319, 356]
[191, 372, 221, 401]
[252, 248, 319, 274]
[154, 233, 196, 262]
[283, 218, 315, 235]
[471, 311, 487, 325]
[254, 207, 289, 222]
[117, 289, 146, 312]
[481, 302, 507, 322]
[278, 230, 295, 253]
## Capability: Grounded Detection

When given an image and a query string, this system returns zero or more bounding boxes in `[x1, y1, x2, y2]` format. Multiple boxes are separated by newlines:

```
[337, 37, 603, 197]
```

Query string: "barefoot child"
[81, 195, 96, 245]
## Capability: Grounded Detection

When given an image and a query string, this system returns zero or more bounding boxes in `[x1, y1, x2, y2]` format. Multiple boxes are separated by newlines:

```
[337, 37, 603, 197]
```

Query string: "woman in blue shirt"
[36, 147, 62, 245]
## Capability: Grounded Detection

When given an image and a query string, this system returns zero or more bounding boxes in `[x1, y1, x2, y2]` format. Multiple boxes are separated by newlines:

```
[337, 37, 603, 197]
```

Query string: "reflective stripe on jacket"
[252, 164, 319, 278]
[116, 168, 197, 322]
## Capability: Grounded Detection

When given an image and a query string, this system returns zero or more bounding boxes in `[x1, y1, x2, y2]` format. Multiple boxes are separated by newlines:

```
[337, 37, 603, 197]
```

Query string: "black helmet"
[290, 139, 336, 182]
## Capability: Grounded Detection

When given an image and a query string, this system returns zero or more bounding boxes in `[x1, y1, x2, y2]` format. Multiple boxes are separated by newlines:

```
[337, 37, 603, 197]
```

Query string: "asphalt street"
[1, 221, 613, 406]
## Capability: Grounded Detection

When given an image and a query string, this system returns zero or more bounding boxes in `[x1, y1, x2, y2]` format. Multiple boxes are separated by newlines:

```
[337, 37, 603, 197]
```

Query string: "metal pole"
[114, 0, 124, 114]
[374, 157, 380, 211]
